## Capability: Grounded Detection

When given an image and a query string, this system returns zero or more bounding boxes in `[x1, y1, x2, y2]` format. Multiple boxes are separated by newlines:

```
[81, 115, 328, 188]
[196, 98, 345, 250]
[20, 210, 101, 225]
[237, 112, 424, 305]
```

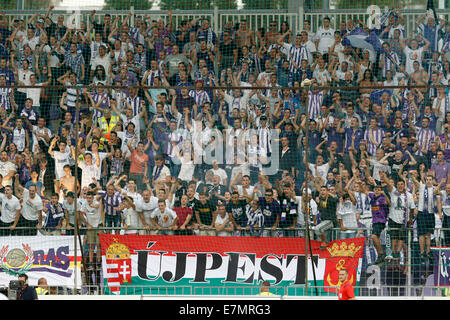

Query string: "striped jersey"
[308, 90, 323, 120]
[189, 89, 210, 106]
[280, 43, 309, 73]
[364, 128, 385, 156]
[97, 190, 123, 216]
[415, 127, 436, 156]
[0, 88, 12, 110]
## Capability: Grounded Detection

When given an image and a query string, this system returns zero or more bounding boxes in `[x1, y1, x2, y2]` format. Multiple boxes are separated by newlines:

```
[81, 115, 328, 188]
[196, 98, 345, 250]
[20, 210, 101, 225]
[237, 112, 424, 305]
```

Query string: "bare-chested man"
[410, 60, 429, 94]
[59, 164, 79, 197]
[265, 21, 280, 46]
[235, 20, 254, 49]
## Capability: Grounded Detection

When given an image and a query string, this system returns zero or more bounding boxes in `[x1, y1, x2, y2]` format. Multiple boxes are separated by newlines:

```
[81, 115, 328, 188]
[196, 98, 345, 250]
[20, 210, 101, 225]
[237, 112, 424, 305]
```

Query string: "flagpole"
[301, 79, 318, 296]
[73, 88, 80, 296]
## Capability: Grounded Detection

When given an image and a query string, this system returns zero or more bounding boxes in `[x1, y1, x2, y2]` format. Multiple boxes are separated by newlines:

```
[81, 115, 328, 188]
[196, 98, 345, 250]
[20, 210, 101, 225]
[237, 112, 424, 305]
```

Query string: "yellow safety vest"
[98, 115, 119, 141]
[36, 287, 49, 295]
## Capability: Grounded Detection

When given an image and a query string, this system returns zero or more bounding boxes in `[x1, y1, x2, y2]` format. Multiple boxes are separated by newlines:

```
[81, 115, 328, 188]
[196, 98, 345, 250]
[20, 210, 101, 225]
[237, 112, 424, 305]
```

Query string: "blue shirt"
[44, 203, 65, 228]
[258, 197, 281, 228]
[345, 127, 364, 153]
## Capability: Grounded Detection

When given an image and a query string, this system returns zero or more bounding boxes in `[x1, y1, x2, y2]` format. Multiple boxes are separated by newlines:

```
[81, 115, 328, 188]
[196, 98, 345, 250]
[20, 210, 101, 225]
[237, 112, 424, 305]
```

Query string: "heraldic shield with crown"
[105, 239, 132, 294]
[323, 240, 363, 293]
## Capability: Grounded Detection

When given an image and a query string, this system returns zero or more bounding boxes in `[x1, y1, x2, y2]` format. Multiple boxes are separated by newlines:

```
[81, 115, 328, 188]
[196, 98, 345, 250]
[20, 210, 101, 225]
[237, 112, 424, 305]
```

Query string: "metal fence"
[2, 6, 450, 35]
[1, 225, 449, 297]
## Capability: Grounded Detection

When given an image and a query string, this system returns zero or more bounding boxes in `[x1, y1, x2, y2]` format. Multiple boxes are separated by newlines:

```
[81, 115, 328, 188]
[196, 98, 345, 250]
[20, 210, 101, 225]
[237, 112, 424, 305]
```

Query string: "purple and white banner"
[432, 247, 450, 287]
[0, 236, 82, 287]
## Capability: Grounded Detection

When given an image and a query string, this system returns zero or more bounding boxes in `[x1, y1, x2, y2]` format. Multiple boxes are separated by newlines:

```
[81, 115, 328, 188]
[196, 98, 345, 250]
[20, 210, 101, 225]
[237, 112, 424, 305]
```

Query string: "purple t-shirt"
[369, 192, 388, 224]
[431, 161, 450, 186]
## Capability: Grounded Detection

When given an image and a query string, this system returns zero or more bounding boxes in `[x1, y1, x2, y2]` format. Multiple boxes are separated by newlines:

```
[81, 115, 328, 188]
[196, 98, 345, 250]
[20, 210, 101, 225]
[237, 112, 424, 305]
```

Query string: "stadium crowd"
[0, 6, 449, 273]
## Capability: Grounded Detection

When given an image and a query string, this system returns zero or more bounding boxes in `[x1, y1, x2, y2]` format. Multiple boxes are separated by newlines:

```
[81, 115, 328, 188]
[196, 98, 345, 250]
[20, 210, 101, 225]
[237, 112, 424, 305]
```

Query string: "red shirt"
[338, 281, 355, 300]
[174, 206, 193, 227]
[129, 150, 148, 174]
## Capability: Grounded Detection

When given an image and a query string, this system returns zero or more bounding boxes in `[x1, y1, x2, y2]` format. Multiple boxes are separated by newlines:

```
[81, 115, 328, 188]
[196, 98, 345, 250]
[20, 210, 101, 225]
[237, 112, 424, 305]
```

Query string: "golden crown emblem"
[326, 242, 361, 257]
[106, 239, 130, 259]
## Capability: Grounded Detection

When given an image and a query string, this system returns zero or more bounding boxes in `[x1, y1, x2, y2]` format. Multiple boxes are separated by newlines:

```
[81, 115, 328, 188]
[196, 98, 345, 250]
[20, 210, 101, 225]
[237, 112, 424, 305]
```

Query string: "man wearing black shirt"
[279, 135, 297, 181]
[218, 31, 237, 73]
[17, 274, 38, 300]
[185, 187, 199, 227]
[194, 192, 217, 235]
[258, 188, 281, 236]
[317, 185, 338, 249]
[278, 183, 299, 237]
[226, 191, 249, 235]
[380, 150, 416, 182]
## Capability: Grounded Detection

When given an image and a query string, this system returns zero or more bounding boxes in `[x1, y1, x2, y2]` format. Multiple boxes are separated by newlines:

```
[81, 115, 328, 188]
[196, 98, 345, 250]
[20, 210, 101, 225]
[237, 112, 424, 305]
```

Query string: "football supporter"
[0, 7, 447, 293]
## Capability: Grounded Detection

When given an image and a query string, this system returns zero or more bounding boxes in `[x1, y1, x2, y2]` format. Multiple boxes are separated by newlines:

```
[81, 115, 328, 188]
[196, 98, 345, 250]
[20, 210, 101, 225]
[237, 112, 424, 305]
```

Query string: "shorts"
[417, 212, 435, 236]
[86, 229, 102, 247]
[388, 219, 406, 241]
[372, 222, 386, 237]
[0, 220, 13, 236]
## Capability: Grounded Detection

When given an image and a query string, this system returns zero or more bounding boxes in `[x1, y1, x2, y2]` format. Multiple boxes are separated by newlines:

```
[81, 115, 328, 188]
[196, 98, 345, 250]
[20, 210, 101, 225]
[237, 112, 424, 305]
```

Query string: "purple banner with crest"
[432, 247, 450, 286]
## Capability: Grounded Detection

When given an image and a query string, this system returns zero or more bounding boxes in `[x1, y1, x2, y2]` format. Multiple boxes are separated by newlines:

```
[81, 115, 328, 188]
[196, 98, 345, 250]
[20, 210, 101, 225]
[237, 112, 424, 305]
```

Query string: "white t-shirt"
[152, 165, 171, 182]
[404, 46, 424, 75]
[25, 83, 43, 107]
[116, 130, 139, 159]
[337, 200, 358, 230]
[123, 207, 142, 233]
[215, 212, 232, 236]
[432, 94, 450, 121]
[52, 150, 71, 180]
[295, 196, 318, 226]
[178, 158, 195, 182]
[308, 162, 330, 182]
[32, 125, 52, 153]
[22, 36, 40, 51]
[151, 208, 177, 228]
[13, 127, 27, 152]
[314, 27, 335, 54]
[236, 185, 255, 197]
[91, 53, 112, 74]
[417, 183, 437, 213]
[211, 168, 228, 185]
[0, 161, 16, 186]
[136, 196, 159, 225]
[17, 69, 33, 93]
[79, 160, 101, 189]
[80, 200, 102, 228]
[440, 190, 450, 217]
[91, 152, 108, 176]
[369, 158, 391, 181]
[0, 193, 21, 224]
[21, 188, 43, 221]
[223, 91, 250, 114]
[124, 190, 143, 206]
[62, 198, 83, 226]
[389, 187, 416, 225]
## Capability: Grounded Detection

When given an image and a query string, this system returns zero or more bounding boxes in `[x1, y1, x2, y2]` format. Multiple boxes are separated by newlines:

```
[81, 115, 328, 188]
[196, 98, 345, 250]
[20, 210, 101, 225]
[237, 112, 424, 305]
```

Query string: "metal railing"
[2, 7, 450, 35]
[304, 8, 450, 33]
[1, 225, 449, 298]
